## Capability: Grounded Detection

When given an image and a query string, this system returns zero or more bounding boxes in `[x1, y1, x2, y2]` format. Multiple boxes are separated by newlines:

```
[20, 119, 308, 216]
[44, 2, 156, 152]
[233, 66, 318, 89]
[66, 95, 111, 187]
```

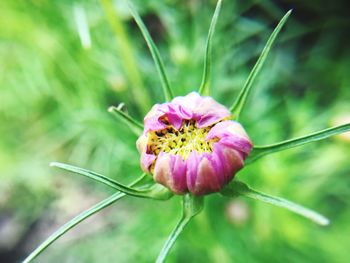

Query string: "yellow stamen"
[147, 120, 218, 160]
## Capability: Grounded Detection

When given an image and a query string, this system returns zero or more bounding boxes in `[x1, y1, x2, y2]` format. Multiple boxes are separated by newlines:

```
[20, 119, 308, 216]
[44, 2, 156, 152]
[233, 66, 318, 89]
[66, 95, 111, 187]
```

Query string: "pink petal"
[153, 152, 187, 194]
[190, 155, 221, 195]
[172, 92, 231, 128]
[206, 121, 252, 155]
[143, 92, 231, 133]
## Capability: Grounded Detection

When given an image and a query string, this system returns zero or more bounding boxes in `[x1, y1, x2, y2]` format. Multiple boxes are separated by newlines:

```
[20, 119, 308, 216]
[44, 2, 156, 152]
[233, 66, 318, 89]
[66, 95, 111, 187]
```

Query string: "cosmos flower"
[23, 2, 350, 263]
[137, 92, 252, 195]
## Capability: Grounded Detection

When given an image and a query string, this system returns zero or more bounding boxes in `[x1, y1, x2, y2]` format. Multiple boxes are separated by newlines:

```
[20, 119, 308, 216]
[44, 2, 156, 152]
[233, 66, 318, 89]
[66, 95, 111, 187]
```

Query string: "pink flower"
[136, 92, 252, 195]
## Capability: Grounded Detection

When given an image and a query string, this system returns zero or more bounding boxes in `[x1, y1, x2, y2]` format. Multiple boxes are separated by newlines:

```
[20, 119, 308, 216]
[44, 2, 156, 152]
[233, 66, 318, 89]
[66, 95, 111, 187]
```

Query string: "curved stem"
[50, 162, 173, 200]
[23, 174, 148, 263]
[230, 10, 292, 120]
[128, 1, 173, 101]
[222, 181, 329, 226]
[156, 216, 191, 263]
[156, 195, 204, 263]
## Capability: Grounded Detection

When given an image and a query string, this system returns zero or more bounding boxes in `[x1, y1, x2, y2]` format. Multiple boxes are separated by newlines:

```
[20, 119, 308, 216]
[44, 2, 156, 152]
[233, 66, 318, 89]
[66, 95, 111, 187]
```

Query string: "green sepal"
[108, 104, 143, 136]
[230, 10, 292, 120]
[128, 1, 174, 101]
[22, 173, 149, 263]
[246, 123, 350, 164]
[198, 0, 223, 96]
[50, 162, 173, 200]
[221, 180, 329, 226]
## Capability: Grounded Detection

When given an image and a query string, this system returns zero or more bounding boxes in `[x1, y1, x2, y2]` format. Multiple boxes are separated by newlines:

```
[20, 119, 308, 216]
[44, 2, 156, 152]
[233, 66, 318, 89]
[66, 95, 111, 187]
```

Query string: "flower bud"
[136, 92, 252, 195]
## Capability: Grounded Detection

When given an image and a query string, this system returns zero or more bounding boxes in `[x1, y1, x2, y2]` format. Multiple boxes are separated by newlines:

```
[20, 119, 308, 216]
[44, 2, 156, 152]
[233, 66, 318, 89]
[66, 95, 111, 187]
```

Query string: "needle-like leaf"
[128, 1, 174, 101]
[222, 181, 329, 226]
[50, 162, 173, 200]
[108, 104, 143, 136]
[100, 0, 152, 112]
[156, 194, 204, 263]
[230, 10, 292, 120]
[23, 174, 149, 263]
[246, 123, 350, 164]
[198, 0, 223, 96]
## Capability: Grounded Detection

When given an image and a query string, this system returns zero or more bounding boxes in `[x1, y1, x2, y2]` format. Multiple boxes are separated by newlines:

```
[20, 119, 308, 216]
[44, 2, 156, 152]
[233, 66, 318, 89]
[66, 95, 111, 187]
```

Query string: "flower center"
[147, 120, 219, 160]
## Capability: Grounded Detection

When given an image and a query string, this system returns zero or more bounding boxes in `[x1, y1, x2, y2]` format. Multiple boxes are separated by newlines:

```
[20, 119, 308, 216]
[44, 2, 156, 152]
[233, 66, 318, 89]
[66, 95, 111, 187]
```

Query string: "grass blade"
[222, 181, 329, 226]
[50, 162, 172, 200]
[246, 123, 350, 164]
[230, 10, 292, 120]
[128, 2, 174, 101]
[23, 174, 149, 263]
[156, 195, 203, 263]
[198, 0, 223, 96]
[108, 104, 143, 135]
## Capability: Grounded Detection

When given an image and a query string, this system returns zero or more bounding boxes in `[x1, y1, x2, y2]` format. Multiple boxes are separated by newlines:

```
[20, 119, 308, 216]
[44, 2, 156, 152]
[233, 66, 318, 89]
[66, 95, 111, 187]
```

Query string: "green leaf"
[108, 104, 143, 136]
[23, 173, 149, 263]
[156, 194, 204, 263]
[128, 1, 174, 101]
[230, 10, 292, 120]
[50, 162, 173, 200]
[222, 181, 329, 226]
[246, 123, 350, 164]
[198, 0, 223, 96]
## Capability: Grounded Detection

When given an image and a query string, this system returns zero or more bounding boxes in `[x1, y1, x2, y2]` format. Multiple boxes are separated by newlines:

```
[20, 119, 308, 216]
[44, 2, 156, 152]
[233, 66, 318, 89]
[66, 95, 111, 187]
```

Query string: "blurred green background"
[1, 0, 349, 262]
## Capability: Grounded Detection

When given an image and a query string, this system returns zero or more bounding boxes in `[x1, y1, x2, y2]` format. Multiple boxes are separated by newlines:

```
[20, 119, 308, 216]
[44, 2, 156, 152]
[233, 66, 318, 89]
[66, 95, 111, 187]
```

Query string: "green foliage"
[1, 0, 350, 263]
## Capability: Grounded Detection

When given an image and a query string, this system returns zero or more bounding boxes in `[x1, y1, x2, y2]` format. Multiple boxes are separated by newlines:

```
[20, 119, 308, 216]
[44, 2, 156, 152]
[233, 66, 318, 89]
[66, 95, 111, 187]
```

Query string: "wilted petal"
[213, 144, 244, 183]
[140, 152, 157, 172]
[144, 103, 192, 132]
[172, 92, 231, 127]
[137, 135, 156, 172]
[137, 92, 253, 196]
[153, 152, 187, 194]
[206, 121, 252, 155]
[191, 155, 221, 195]
[185, 151, 200, 192]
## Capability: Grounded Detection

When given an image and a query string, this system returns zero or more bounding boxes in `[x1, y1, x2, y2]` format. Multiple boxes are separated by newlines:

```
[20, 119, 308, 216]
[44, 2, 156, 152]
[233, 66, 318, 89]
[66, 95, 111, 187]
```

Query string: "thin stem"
[156, 216, 191, 263]
[23, 174, 149, 263]
[50, 162, 172, 200]
[198, 0, 223, 96]
[128, 2, 174, 101]
[222, 181, 329, 226]
[108, 104, 143, 135]
[246, 123, 350, 164]
[230, 10, 292, 120]
[156, 195, 204, 263]
[242, 187, 329, 226]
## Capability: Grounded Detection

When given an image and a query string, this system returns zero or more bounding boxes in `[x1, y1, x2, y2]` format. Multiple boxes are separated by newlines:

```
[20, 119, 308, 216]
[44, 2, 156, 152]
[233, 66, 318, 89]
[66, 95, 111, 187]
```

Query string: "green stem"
[246, 123, 350, 164]
[128, 1, 174, 101]
[222, 181, 329, 226]
[198, 0, 223, 96]
[50, 162, 173, 200]
[23, 174, 149, 263]
[156, 195, 204, 263]
[230, 10, 292, 120]
[156, 216, 191, 263]
[108, 104, 143, 135]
